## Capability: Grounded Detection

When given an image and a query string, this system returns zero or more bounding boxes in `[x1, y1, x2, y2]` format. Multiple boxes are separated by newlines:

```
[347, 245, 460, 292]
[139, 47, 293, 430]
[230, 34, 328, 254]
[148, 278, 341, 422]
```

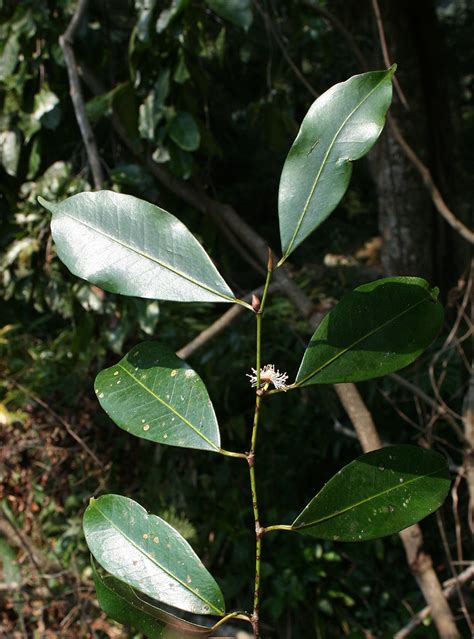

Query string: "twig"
[372, 0, 472, 244]
[389, 373, 468, 445]
[253, 0, 319, 99]
[370, 0, 409, 109]
[394, 564, 474, 638]
[463, 359, 474, 534]
[177, 284, 279, 360]
[301, 1, 368, 72]
[436, 513, 474, 634]
[388, 115, 473, 244]
[9, 379, 101, 466]
[60, 0, 104, 189]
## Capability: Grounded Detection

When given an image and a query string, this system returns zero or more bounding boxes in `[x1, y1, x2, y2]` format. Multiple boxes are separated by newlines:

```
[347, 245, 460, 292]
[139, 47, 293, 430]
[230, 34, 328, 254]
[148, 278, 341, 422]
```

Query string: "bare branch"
[60, 0, 104, 189]
[177, 284, 279, 360]
[370, 0, 409, 108]
[388, 115, 474, 244]
[9, 379, 101, 467]
[253, 0, 319, 98]
[394, 564, 474, 639]
[302, 1, 369, 72]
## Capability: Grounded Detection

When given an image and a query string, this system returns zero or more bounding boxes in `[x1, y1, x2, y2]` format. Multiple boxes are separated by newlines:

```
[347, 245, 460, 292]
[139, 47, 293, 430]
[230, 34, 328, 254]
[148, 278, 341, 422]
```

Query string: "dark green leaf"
[174, 50, 190, 84]
[169, 112, 200, 152]
[84, 494, 226, 616]
[206, 0, 253, 31]
[95, 341, 221, 452]
[279, 69, 394, 259]
[157, 0, 189, 33]
[40, 190, 237, 303]
[296, 277, 443, 386]
[292, 445, 451, 541]
[92, 562, 212, 637]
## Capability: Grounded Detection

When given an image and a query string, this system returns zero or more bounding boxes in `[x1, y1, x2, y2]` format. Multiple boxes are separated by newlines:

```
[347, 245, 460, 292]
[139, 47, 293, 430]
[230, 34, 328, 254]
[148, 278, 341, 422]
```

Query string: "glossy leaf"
[292, 445, 451, 541]
[92, 562, 212, 637]
[84, 494, 226, 616]
[169, 112, 200, 152]
[279, 68, 394, 258]
[95, 341, 221, 452]
[40, 190, 236, 303]
[296, 277, 443, 386]
[206, 0, 253, 31]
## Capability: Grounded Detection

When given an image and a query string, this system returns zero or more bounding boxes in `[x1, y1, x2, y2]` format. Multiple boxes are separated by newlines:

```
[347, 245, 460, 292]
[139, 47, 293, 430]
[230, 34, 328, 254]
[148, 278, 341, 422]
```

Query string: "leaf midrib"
[93, 503, 224, 615]
[116, 363, 220, 451]
[293, 466, 441, 530]
[284, 73, 388, 256]
[296, 295, 428, 386]
[57, 212, 235, 302]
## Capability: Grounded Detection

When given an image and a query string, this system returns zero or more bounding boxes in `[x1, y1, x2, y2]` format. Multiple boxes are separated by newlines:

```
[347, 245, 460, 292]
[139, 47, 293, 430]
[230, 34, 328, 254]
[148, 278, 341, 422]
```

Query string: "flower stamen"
[247, 364, 289, 390]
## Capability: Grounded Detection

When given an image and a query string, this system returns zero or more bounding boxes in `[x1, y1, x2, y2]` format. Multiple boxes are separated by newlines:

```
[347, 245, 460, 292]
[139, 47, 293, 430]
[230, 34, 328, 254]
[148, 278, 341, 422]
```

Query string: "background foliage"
[0, 0, 472, 637]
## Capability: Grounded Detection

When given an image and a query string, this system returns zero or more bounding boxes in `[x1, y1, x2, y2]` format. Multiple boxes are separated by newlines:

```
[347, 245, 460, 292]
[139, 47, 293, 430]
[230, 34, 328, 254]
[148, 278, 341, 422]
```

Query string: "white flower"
[247, 364, 289, 390]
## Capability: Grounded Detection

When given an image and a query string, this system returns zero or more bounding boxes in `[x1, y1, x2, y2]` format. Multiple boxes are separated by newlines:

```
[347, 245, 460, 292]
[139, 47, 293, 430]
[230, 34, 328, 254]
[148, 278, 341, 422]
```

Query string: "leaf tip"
[37, 196, 53, 211]
[389, 63, 397, 76]
[89, 496, 97, 507]
[429, 286, 440, 302]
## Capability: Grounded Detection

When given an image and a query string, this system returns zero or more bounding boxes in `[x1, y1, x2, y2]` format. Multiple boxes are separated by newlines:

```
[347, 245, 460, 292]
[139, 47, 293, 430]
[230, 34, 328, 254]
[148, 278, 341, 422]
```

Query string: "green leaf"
[206, 0, 253, 31]
[0, 33, 20, 81]
[174, 50, 190, 84]
[40, 190, 237, 303]
[279, 68, 394, 259]
[296, 277, 443, 386]
[32, 89, 61, 130]
[92, 562, 212, 637]
[84, 494, 226, 616]
[169, 112, 200, 152]
[0, 129, 21, 176]
[95, 341, 221, 452]
[156, 0, 189, 33]
[292, 445, 451, 541]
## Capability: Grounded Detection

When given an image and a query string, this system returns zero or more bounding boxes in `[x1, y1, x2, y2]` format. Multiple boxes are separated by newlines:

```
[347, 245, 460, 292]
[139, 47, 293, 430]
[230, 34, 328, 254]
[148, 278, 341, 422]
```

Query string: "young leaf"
[95, 341, 221, 453]
[39, 190, 237, 304]
[292, 445, 451, 541]
[84, 494, 226, 617]
[296, 277, 443, 386]
[92, 562, 212, 637]
[279, 68, 394, 259]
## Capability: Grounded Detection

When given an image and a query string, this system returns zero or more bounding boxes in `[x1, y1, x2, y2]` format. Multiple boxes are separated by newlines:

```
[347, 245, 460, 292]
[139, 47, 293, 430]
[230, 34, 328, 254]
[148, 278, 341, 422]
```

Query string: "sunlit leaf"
[95, 341, 221, 452]
[40, 190, 237, 303]
[279, 68, 394, 258]
[84, 494, 226, 616]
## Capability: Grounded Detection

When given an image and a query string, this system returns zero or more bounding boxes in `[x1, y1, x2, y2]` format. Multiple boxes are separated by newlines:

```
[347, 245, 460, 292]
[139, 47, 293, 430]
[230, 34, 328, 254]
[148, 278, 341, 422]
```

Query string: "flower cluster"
[247, 364, 289, 390]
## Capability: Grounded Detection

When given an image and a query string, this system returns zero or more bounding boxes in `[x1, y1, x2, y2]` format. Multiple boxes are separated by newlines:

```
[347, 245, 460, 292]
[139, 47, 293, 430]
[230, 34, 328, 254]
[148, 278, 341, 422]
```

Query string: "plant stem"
[262, 524, 293, 534]
[248, 265, 273, 638]
[218, 448, 248, 460]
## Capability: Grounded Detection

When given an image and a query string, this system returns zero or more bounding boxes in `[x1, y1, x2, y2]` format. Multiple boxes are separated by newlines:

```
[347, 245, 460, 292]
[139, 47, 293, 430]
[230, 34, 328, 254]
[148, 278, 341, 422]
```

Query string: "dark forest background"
[0, 1, 472, 637]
